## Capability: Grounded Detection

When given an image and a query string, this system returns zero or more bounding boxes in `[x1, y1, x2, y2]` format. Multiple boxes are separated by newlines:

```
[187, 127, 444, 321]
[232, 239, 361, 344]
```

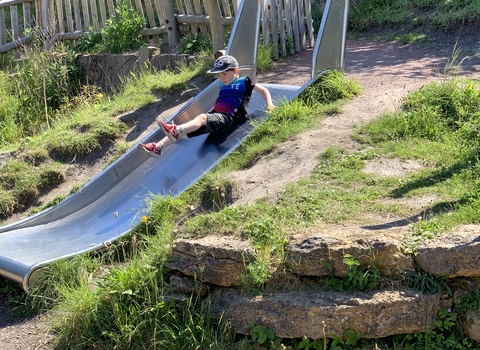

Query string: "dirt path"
[1, 36, 479, 349]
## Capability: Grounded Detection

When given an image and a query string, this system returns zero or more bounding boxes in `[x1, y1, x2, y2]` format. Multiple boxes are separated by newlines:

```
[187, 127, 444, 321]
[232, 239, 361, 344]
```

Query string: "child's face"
[218, 69, 237, 85]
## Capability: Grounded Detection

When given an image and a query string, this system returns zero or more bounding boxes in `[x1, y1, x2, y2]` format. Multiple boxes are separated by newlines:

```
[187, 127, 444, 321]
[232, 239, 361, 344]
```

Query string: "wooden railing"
[0, 0, 314, 58]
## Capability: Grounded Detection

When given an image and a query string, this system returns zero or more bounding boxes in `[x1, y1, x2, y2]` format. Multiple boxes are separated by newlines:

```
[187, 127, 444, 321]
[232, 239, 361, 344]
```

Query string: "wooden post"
[204, 0, 224, 53]
[159, 0, 177, 46]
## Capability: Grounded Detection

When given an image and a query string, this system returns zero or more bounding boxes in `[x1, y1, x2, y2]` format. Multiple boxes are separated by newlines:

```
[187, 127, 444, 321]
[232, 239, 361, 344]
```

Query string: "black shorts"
[186, 112, 235, 138]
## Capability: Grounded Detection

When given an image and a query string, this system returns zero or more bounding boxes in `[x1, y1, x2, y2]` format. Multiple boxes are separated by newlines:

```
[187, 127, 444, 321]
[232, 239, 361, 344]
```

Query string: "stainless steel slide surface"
[0, 84, 301, 290]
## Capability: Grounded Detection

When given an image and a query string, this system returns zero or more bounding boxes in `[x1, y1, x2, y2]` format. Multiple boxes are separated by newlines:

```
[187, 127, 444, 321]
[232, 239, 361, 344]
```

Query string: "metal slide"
[0, 0, 349, 290]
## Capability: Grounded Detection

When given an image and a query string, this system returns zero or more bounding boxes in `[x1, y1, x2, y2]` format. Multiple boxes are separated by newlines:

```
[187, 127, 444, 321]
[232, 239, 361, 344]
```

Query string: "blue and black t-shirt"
[212, 76, 255, 124]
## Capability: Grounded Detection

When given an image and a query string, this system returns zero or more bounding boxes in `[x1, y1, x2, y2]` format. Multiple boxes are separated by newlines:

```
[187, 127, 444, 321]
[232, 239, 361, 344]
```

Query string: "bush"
[101, 2, 145, 53]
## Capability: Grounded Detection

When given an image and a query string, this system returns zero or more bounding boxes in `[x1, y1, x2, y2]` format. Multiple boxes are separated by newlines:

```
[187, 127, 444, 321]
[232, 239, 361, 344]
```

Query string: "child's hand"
[266, 104, 276, 111]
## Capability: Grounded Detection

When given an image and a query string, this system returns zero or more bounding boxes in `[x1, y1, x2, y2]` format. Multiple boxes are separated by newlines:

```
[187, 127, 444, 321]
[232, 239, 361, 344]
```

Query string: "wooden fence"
[0, 0, 314, 58]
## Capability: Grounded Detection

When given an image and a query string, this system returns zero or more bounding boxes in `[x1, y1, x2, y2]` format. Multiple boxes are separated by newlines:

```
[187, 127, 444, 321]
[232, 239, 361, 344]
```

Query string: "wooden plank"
[277, 0, 286, 57]
[23, 2, 31, 30]
[144, 0, 157, 28]
[49, 0, 55, 32]
[297, 0, 306, 49]
[260, 0, 270, 46]
[81, 0, 90, 29]
[35, 0, 41, 29]
[134, 0, 145, 19]
[270, 0, 278, 59]
[0, 8, 6, 45]
[221, 0, 231, 17]
[89, 0, 100, 30]
[64, 0, 74, 32]
[304, 0, 314, 47]
[182, 0, 197, 34]
[72, 0, 81, 31]
[98, 0, 107, 25]
[10, 5, 19, 39]
[192, 0, 207, 36]
[176, 14, 234, 25]
[290, 0, 300, 52]
[152, 0, 166, 43]
[152, 0, 164, 25]
[284, 0, 293, 55]
[0, 35, 31, 53]
[175, 0, 184, 14]
[55, 0, 64, 33]
[106, 0, 114, 18]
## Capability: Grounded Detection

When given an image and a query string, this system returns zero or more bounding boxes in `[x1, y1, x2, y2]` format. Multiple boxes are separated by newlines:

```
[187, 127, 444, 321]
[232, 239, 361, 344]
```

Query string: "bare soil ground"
[1, 29, 480, 349]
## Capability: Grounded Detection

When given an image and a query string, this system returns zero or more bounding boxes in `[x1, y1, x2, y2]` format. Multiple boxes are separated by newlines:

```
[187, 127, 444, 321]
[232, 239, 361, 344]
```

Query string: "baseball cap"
[207, 55, 239, 73]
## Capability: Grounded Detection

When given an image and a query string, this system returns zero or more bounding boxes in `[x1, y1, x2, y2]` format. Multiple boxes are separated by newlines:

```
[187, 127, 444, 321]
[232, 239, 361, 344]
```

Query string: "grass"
[16, 70, 480, 349]
[0, 50, 209, 222]
[348, 0, 480, 41]
[2, 1, 480, 348]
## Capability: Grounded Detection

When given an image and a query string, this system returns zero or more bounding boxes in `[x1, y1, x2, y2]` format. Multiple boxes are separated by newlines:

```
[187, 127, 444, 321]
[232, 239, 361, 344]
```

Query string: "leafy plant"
[74, 27, 103, 53]
[325, 254, 381, 292]
[246, 321, 282, 349]
[297, 335, 323, 350]
[406, 265, 452, 295]
[101, 1, 144, 53]
[397, 307, 476, 350]
[330, 329, 364, 350]
[179, 32, 212, 54]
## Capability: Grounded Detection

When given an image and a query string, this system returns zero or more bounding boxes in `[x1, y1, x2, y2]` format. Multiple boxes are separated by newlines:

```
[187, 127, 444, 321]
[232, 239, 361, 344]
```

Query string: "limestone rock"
[169, 274, 209, 296]
[285, 231, 414, 277]
[211, 287, 452, 339]
[416, 225, 480, 278]
[165, 236, 255, 287]
[463, 309, 480, 343]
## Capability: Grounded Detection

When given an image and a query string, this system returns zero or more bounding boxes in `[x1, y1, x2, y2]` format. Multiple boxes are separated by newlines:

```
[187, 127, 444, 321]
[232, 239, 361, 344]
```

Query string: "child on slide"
[138, 55, 275, 158]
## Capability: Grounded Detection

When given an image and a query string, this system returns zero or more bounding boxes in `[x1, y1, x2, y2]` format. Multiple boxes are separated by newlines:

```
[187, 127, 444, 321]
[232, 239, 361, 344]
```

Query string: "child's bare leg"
[179, 114, 208, 134]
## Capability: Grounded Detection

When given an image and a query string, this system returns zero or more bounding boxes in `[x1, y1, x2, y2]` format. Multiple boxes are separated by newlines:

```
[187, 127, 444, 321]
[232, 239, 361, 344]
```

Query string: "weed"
[325, 254, 381, 292]
[245, 321, 283, 349]
[330, 329, 364, 350]
[100, 1, 144, 53]
[405, 264, 452, 295]
[257, 44, 275, 71]
[73, 27, 103, 53]
[179, 32, 212, 54]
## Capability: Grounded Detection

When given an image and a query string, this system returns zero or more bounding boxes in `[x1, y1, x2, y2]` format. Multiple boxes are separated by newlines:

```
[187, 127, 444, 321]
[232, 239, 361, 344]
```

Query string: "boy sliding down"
[138, 55, 275, 158]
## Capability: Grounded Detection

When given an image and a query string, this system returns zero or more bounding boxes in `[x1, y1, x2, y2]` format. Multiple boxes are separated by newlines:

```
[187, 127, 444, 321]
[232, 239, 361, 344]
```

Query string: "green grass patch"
[348, 0, 480, 38]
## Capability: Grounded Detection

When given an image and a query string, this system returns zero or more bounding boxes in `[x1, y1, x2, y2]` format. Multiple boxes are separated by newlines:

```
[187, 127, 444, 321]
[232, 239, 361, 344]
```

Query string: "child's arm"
[253, 84, 275, 110]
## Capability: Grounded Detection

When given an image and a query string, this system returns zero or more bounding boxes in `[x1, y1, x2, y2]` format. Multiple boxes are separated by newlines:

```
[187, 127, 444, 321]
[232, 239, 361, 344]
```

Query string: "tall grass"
[1, 36, 83, 143]
[348, 0, 480, 33]
[0, 52, 206, 221]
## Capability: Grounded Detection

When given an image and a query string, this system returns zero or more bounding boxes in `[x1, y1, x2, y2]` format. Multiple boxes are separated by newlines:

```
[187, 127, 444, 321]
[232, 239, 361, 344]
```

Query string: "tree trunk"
[204, 0, 225, 54]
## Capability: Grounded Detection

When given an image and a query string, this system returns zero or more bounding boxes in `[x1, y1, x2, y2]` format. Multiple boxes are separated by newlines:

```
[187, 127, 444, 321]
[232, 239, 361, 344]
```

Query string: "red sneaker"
[137, 142, 161, 158]
[159, 120, 180, 142]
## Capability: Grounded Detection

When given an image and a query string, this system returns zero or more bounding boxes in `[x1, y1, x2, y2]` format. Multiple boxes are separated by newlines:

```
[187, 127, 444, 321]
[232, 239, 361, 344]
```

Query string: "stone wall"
[165, 226, 480, 343]
[75, 46, 197, 94]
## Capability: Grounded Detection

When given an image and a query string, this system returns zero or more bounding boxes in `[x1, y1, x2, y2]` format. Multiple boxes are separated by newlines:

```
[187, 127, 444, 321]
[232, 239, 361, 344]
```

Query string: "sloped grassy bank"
[10, 74, 480, 350]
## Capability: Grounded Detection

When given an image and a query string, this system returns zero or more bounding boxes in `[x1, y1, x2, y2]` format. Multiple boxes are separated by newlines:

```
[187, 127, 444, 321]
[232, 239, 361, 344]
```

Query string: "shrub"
[101, 1, 144, 53]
